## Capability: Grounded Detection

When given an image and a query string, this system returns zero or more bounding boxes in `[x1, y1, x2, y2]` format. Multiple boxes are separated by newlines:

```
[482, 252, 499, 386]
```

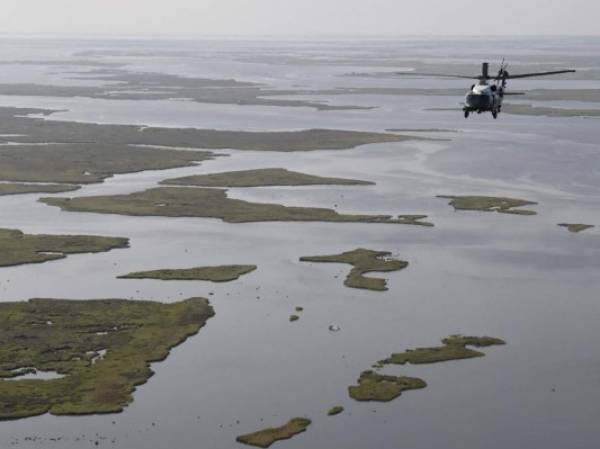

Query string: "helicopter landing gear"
[464, 110, 469, 119]
[492, 109, 498, 119]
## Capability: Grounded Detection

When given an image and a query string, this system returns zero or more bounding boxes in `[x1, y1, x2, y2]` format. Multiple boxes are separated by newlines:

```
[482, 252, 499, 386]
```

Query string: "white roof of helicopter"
[472, 84, 491, 94]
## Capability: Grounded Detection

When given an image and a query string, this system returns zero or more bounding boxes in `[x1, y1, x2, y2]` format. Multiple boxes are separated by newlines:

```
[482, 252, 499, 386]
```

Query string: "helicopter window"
[466, 94, 488, 107]
[491, 85, 497, 91]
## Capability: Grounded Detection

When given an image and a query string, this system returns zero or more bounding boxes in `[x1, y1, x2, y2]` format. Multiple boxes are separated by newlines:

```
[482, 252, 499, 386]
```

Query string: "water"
[0, 37, 599, 449]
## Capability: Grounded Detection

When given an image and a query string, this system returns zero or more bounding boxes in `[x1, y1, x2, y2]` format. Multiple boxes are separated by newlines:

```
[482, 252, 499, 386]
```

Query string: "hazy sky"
[2, 0, 599, 36]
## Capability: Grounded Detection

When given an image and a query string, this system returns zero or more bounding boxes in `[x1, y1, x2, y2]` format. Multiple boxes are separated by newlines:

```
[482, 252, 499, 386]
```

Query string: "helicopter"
[397, 61, 575, 119]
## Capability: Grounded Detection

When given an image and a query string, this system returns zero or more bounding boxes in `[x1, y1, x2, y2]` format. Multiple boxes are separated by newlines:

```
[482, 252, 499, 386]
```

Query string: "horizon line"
[0, 32, 599, 40]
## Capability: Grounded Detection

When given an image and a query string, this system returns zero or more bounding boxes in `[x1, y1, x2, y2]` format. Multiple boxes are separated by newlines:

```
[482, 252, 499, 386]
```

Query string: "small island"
[161, 167, 374, 188]
[0, 297, 214, 420]
[502, 103, 600, 118]
[378, 335, 506, 366]
[348, 371, 426, 402]
[558, 223, 594, 233]
[348, 335, 505, 403]
[300, 248, 409, 291]
[327, 406, 344, 416]
[0, 183, 80, 196]
[118, 265, 257, 282]
[0, 228, 128, 267]
[437, 195, 538, 215]
[236, 417, 311, 448]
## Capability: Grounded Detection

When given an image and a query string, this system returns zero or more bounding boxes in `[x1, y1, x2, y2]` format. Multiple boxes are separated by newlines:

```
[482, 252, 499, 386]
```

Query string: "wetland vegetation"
[348, 336, 505, 403]
[0, 297, 214, 420]
[0, 107, 411, 153]
[0, 183, 80, 196]
[558, 223, 594, 233]
[0, 143, 212, 184]
[300, 248, 409, 291]
[0, 228, 128, 267]
[502, 104, 600, 118]
[437, 195, 538, 215]
[118, 265, 257, 282]
[236, 417, 311, 448]
[348, 371, 426, 402]
[0, 68, 370, 111]
[41, 187, 432, 226]
[378, 335, 506, 366]
[161, 168, 374, 188]
[327, 406, 344, 416]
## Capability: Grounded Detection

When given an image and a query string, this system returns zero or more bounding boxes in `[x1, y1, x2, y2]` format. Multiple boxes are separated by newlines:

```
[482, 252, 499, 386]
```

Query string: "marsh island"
[0, 183, 80, 196]
[558, 223, 594, 233]
[0, 142, 213, 185]
[119, 265, 257, 282]
[236, 417, 311, 448]
[42, 187, 432, 226]
[0, 228, 128, 267]
[378, 335, 506, 366]
[0, 297, 214, 420]
[0, 107, 412, 153]
[348, 371, 427, 402]
[438, 195, 538, 215]
[161, 168, 374, 188]
[300, 248, 409, 291]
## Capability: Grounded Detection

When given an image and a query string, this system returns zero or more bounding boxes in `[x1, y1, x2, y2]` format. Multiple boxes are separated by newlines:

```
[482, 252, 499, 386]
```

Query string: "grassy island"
[41, 187, 433, 226]
[0, 228, 128, 267]
[0, 107, 412, 153]
[300, 248, 409, 291]
[437, 195, 537, 215]
[0, 143, 212, 184]
[236, 417, 311, 448]
[558, 223, 594, 233]
[0, 183, 80, 196]
[327, 406, 344, 416]
[348, 371, 426, 402]
[348, 336, 505, 403]
[118, 265, 257, 282]
[502, 103, 600, 118]
[0, 297, 214, 420]
[379, 335, 506, 366]
[161, 168, 374, 188]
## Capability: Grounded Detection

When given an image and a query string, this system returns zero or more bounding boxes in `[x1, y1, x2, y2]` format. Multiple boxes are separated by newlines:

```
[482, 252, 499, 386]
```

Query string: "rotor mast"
[480, 62, 489, 84]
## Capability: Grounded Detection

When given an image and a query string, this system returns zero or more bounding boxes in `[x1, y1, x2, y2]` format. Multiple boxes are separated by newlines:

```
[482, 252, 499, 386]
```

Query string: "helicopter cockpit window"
[466, 94, 487, 107]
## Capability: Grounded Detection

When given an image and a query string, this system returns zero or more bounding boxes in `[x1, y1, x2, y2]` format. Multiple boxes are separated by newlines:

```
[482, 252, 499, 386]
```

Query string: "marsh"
[0, 37, 599, 449]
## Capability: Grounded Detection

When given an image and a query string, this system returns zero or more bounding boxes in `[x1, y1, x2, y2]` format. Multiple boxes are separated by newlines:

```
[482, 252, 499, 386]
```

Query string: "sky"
[2, 0, 599, 37]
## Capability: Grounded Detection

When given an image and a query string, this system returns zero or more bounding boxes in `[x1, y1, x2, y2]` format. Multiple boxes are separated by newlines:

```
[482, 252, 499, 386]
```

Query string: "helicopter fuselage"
[396, 61, 574, 120]
[463, 82, 503, 118]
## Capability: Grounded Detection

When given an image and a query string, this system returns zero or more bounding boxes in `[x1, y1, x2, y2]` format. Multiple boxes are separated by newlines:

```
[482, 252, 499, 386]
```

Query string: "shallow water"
[7, 370, 64, 381]
[0, 37, 599, 449]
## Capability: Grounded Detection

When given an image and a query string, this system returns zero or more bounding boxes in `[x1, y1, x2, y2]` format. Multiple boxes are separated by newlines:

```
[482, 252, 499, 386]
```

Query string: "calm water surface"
[0, 37, 599, 449]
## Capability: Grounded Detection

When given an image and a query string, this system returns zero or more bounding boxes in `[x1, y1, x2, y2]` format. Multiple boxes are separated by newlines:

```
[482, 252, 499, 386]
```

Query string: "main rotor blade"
[394, 71, 481, 80]
[496, 69, 575, 80]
